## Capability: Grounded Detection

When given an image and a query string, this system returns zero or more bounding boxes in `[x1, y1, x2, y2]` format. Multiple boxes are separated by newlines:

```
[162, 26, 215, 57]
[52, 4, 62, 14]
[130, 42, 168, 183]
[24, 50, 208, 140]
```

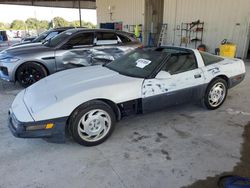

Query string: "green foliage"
[25, 18, 39, 30]
[6, 17, 96, 31]
[39, 20, 49, 29]
[70, 20, 81, 27]
[10, 20, 25, 30]
[0, 22, 8, 30]
[52, 17, 69, 27]
[69, 20, 96, 28]
[82, 21, 96, 28]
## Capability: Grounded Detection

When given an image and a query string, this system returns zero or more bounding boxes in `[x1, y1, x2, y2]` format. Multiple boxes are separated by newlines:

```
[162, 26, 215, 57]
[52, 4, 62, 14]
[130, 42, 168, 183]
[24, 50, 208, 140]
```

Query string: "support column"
[78, 0, 82, 27]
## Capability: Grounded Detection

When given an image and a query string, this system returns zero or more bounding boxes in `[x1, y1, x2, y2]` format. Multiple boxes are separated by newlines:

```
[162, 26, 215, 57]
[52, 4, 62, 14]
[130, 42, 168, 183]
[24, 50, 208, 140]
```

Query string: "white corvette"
[8, 47, 245, 146]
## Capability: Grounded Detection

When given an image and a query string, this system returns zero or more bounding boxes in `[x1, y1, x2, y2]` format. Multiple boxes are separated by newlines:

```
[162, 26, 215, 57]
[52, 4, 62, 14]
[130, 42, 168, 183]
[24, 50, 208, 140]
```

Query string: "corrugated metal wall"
[163, 0, 250, 58]
[96, 0, 250, 58]
[96, 0, 144, 26]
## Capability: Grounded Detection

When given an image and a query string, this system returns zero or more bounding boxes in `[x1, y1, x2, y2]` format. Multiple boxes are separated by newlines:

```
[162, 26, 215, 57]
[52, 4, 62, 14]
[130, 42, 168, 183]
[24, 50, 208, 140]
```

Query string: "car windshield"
[33, 30, 50, 42]
[44, 30, 76, 48]
[106, 49, 169, 78]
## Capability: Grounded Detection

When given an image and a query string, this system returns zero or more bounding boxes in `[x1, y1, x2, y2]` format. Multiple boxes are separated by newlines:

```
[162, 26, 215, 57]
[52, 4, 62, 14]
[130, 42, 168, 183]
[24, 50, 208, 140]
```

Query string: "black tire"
[203, 78, 228, 110]
[70, 100, 116, 146]
[16, 62, 47, 87]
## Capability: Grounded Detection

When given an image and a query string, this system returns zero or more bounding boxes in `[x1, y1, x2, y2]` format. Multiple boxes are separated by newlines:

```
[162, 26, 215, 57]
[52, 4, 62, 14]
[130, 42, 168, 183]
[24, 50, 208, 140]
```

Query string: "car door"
[55, 32, 94, 71]
[91, 31, 129, 65]
[142, 52, 206, 113]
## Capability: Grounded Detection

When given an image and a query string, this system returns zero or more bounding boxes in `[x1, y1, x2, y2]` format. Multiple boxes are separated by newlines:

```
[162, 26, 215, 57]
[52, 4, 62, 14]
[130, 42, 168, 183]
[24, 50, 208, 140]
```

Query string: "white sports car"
[8, 47, 245, 146]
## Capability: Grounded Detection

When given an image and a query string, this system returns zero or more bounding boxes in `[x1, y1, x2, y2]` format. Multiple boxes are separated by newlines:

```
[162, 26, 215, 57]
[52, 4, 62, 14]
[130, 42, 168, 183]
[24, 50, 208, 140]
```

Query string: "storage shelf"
[180, 20, 204, 48]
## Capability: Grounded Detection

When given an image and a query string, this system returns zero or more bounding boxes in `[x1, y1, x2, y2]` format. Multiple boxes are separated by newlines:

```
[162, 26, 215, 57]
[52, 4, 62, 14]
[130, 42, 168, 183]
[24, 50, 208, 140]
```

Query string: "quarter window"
[117, 34, 132, 43]
[200, 51, 224, 66]
[96, 32, 117, 40]
[96, 32, 118, 45]
[163, 53, 197, 74]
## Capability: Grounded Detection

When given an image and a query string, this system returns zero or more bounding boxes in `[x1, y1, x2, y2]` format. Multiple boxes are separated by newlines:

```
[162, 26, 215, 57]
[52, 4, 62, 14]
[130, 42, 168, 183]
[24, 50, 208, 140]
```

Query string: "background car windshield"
[44, 30, 75, 47]
[33, 30, 50, 42]
[106, 49, 168, 78]
[44, 31, 59, 41]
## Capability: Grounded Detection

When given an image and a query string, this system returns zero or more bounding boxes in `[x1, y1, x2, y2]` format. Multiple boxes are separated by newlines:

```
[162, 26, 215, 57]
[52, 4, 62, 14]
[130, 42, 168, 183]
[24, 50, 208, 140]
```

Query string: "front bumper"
[0, 61, 16, 82]
[0, 66, 10, 81]
[8, 110, 68, 143]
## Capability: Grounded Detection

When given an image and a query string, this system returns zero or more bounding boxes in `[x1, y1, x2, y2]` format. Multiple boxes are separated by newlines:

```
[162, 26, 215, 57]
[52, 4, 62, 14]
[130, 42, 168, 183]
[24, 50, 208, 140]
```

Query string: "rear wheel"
[16, 62, 47, 87]
[203, 78, 228, 110]
[70, 101, 116, 146]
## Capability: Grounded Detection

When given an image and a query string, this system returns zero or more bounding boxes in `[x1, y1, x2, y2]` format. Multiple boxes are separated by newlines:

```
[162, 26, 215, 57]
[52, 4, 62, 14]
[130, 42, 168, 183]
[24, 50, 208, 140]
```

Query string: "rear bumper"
[8, 110, 68, 143]
[228, 73, 245, 88]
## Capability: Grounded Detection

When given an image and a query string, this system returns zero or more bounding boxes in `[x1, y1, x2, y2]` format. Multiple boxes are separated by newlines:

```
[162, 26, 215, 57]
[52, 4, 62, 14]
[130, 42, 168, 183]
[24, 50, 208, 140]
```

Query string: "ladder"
[158, 24, 168, 46]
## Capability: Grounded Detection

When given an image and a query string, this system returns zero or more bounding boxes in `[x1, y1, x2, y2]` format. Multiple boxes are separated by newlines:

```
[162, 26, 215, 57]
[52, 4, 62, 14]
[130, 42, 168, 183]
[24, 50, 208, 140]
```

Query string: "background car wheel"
[203, 78, 228, 110]
[70, 100, 116, 146]
[16, 62, 47, 87]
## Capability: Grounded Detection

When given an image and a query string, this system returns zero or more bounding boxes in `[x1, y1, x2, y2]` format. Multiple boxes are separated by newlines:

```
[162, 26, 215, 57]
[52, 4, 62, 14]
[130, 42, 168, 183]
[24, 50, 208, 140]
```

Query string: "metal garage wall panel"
[96, 0, 144, 26]
[96, 0, 250, 57]
[163, 0, 250, 58]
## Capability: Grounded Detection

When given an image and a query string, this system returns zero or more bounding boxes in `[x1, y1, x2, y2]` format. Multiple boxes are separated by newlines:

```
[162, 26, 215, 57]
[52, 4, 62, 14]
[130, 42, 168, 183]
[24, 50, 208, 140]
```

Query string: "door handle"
[194, 74, 202, 78]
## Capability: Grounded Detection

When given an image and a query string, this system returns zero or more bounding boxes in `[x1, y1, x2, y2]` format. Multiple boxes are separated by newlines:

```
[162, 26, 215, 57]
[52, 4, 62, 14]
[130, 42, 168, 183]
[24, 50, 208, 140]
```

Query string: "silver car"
[0, 28, 141, 87]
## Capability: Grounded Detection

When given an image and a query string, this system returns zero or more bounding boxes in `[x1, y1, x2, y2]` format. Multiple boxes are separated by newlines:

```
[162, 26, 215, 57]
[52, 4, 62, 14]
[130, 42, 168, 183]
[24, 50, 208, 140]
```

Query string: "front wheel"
[70, 101, 116, 146]
[16, 62, 47, 87]
[203, 78, 228, 110]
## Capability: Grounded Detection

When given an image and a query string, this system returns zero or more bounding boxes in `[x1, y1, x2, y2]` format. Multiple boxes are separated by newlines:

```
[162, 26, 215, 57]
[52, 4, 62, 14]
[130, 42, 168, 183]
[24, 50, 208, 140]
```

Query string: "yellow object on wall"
[219, 43, 237, 58]
[134, 25, 140, 38]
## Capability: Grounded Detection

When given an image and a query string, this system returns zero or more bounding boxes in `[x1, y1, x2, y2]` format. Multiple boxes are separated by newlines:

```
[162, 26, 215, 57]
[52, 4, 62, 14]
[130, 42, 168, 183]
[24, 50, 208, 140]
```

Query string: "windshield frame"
[105, 49, 171, 79]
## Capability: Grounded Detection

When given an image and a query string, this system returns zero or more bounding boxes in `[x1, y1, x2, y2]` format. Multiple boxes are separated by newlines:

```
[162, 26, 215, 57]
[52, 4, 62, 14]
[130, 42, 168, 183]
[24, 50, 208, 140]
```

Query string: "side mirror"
[155, 71, 171, 79]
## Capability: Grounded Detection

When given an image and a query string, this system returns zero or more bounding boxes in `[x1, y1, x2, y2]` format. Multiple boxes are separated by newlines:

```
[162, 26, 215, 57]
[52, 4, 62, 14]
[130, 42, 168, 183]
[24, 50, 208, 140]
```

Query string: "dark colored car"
[20, 36, 37, 43]
[13, 27, 77, 47]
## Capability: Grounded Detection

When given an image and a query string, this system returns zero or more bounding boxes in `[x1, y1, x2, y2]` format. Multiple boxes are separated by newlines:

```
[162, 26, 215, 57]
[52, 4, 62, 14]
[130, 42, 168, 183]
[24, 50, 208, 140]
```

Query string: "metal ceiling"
[0, 0, 96, 9]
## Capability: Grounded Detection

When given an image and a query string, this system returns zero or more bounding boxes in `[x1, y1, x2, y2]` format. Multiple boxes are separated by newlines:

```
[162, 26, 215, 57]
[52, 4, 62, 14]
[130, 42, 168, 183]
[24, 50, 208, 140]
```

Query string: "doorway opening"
[247, 40, 250, 59]
[245, 25, 250, 60]
[144, 0, 164, 46]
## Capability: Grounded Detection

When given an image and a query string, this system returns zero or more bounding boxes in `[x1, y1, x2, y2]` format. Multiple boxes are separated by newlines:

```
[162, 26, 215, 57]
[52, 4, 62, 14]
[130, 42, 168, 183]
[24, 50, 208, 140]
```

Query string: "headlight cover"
[0, 57, 20, 63]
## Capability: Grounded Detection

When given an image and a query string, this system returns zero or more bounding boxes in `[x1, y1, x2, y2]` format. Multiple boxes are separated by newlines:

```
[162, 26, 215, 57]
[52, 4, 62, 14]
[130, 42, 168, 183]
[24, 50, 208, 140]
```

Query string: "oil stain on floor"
[183, 122, 250, 188]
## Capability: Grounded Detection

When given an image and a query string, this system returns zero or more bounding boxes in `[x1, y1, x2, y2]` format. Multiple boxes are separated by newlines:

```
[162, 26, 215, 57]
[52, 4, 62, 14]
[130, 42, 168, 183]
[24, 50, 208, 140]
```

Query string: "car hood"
[3, 43, 50, 56]
[24, 65, 143, 121]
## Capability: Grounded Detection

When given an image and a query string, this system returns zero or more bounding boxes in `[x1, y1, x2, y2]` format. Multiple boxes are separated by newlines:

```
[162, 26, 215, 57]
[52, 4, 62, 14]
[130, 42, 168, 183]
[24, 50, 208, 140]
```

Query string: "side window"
[66, 32, 94, 47]
[163, 53, 197, 75]
[117, 34, 132, 43]
[96, 32, 118, 45]
[200, 51, 224, 66]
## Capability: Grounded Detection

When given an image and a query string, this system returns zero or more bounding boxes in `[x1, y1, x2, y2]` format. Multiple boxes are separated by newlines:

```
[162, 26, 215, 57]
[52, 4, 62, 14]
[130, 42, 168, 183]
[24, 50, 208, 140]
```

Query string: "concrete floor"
[0, 64, 250, 188]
